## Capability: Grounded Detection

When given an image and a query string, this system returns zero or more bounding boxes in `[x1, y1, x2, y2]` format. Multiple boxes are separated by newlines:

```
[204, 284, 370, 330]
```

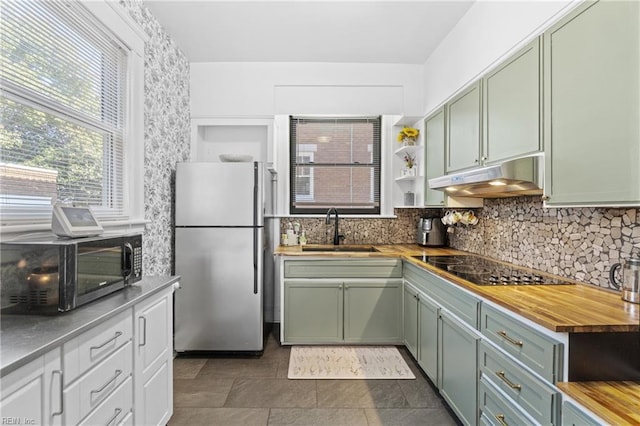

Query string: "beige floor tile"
[198, 357, 279, 379]
[225, 378, 317, 408]
[173, 357, 207, 379]
[316, 380, 409, 409]
[364, 408, 459, 426]
[169, 407, 269, 425]
[268, 408, 368, 425]
[173, 377, 234, 407]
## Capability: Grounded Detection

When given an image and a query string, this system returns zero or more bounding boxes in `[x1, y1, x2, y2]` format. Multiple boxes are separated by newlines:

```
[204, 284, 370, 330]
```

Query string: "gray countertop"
[0, 275, 180, 376]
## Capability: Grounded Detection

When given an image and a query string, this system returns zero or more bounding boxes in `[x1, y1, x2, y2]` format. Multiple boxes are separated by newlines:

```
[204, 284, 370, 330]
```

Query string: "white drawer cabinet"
[63, 309, 132, 383]
[0, 349, 62, 426]
[64, 341, 133, 425]
[0, 279, 177, 426]
[134, 286, 174, 426]
[78, 377, 133, 426]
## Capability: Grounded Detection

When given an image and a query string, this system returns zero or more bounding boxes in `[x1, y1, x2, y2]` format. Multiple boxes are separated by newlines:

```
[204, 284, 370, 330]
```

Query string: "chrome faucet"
[325, 208, 342, 245]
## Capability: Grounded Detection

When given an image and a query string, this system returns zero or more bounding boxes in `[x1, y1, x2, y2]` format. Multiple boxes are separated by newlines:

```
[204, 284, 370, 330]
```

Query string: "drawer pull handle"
[497, 330, 523, 347]
[51, 370, 64, 417]
[495, 370, 522, 391]
[106, 408, 122, 426]
[91, 369, 122, 398]
[90, 331, 123, 352]
[139, 316, 147, 347]
[495, 414, 508, 426]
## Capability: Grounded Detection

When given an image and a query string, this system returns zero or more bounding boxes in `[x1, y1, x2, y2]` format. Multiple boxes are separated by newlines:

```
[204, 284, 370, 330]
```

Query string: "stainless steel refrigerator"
[174, 161, 264, 353]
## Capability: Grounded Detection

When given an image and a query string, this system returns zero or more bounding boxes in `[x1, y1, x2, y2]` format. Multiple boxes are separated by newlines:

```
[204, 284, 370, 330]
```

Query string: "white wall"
[190, 62, 423, 117]
[422, 0, 579, 115]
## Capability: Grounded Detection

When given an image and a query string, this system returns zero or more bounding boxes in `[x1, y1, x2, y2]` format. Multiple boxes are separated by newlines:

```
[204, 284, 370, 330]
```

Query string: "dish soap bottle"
[299, 231, 307, 246]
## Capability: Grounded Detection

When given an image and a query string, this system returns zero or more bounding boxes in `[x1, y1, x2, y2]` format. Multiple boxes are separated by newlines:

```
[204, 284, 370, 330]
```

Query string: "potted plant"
[397, 127, 419, 145]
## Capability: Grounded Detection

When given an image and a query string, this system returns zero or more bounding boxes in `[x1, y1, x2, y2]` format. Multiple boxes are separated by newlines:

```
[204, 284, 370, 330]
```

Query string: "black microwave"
[0, 234, 142, 314]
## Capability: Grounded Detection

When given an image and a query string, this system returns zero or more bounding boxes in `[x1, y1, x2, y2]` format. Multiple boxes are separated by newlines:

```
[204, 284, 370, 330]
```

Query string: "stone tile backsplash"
[282, 208, 443, 245]
[284, 198, 640, 289]
[448, 197, 640, 289]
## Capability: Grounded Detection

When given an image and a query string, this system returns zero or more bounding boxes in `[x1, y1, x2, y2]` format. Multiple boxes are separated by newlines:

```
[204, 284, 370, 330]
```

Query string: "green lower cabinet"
[439, 309, 481, 426]
[561, 401, 601, 426]
[403, 284, 420, 358]
[284, 278, 402, 344]
[418, 293, 439, 383]
[284, 280, 343, 343]
[344, 280, 403, 343]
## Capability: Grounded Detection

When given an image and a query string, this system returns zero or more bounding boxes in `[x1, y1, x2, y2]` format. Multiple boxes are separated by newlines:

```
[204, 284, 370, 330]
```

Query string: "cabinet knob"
[482, 156, 487, 161]
[474, 159, 479, 163]
[541, 195, 550, 201]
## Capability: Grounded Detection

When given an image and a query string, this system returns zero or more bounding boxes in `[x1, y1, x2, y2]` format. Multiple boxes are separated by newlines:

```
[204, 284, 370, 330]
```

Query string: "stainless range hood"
[428, 155, 543, 198]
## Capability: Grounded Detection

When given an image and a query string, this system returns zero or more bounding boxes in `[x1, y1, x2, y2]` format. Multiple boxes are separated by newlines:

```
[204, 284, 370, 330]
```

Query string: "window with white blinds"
[290, 116, 381, 215]
[0, 0, 127, 223]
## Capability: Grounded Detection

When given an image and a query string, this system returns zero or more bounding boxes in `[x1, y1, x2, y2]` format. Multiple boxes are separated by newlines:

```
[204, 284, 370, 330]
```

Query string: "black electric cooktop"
[412, 255, 574, 286]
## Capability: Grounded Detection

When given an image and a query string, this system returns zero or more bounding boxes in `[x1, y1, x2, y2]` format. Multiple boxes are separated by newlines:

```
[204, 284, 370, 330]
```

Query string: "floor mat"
[288, 346, 416, 379]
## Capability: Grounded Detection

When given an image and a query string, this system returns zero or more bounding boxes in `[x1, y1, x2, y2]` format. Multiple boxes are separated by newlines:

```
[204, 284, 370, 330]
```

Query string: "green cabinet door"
[544, 0, 640, 205]
[446, 82, 481, 172]
[483, 38, 541, 163]
[417, 293, 439, 384]
[562, 401, 601, 426]
[424, 108, 446, 206]
[403, 283, 419, 358]
[344, 279, 403, 344]
[284, 280, 343, 343]
[438, 310, 480, 426]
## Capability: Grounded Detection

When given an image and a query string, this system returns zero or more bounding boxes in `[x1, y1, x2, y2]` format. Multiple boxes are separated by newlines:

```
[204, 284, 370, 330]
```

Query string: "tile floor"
[169, 333, 459, 426]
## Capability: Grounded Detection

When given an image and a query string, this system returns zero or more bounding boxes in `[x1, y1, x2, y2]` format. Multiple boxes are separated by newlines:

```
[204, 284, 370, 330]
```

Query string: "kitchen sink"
[301, 245, 379, 252]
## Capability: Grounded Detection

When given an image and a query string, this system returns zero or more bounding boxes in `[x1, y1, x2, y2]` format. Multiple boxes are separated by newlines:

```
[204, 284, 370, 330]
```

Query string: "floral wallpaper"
[119, 0, 191, 275]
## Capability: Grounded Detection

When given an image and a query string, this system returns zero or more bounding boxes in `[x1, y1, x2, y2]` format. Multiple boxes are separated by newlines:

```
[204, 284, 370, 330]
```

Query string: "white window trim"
[0, 0, 147, 237]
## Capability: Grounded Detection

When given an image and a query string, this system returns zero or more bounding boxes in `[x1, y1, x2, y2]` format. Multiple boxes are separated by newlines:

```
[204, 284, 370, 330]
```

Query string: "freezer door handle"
[253, 161, 258, 228]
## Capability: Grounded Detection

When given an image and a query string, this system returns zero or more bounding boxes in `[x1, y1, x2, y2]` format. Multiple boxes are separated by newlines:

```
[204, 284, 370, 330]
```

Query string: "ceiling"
[143, 1, 475, 64]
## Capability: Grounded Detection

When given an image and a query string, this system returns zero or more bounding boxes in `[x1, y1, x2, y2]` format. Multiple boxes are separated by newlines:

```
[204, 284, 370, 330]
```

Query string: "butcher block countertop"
[276, 244, 639, 333]
[277, 243, 640, 422]
[557, 381, 640, 425]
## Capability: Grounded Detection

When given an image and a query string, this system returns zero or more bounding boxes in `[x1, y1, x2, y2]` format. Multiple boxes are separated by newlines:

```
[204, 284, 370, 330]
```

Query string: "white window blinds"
[0, 0, 127, 223]
[290, 117, 381, 215]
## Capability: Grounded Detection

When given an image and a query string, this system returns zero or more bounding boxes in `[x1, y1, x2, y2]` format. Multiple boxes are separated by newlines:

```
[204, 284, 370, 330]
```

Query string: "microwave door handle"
[123, 242, 134, 282]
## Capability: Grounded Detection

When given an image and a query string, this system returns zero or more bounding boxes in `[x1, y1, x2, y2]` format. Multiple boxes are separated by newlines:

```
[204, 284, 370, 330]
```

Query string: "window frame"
[0, 0, 146, 234]
[289, 115, 382, 216]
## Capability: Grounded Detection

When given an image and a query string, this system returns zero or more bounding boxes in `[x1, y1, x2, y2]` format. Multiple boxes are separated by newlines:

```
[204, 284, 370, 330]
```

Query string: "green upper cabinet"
[543, 0, 640, 205]
[483, 38, 542, 164]
[446, 82, 482, 172]
[424, 108, 446, 206]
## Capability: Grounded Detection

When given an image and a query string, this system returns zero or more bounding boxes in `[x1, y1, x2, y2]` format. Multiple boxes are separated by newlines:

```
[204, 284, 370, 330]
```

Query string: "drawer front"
[64, 309, 132, 383]
[284, 259, 402, 278]
[480, 340, 559, 425]
[405, 262, 480, 329]
[404, 262, 431, 291]
[78, 377, 132, 426]
[479, 378, 536, 426]
[65, 341, 133, 425]
[480, 304, 562, 383]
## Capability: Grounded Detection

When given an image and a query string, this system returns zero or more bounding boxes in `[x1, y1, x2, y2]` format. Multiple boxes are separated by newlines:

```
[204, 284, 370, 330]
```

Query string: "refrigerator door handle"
[253, 161, 258, 228]
[253, 227, 258, 295]
[253, 161, 259, 295]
